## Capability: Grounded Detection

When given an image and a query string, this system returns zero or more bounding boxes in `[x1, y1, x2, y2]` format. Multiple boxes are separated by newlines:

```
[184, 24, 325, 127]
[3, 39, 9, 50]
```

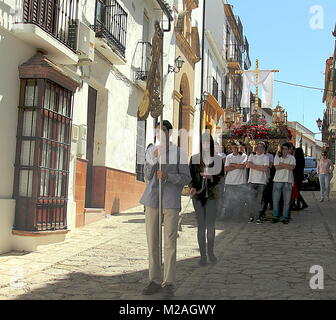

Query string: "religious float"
[221, 104, 292, 155]
[221, 59, 292, 155]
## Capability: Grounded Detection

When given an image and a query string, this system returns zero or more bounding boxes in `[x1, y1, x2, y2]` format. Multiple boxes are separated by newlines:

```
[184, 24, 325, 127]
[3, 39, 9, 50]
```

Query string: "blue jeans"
[319, 174, 331, 199]
[272, 182, 293, 220]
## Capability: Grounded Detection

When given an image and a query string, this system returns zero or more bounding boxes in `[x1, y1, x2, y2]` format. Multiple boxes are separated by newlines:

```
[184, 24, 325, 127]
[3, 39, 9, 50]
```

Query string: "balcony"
[12, 0, 79, 64]
[133, 41, 152, 90]
[224, 5, 244, 45]
[91, 0, 128, 65]
[226, 44, 242, 70]
[235, 16, 243, 40]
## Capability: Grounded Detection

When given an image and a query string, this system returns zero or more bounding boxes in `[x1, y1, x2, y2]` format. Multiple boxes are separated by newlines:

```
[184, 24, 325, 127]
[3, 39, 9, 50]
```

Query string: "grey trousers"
[145, 206, 180, 286]
[248, 183, 265, 219]
[192, 199, 218, 257]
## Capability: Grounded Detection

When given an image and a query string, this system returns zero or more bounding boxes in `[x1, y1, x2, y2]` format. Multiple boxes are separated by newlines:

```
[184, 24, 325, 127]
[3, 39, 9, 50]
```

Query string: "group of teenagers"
[139, 120, 334, 299]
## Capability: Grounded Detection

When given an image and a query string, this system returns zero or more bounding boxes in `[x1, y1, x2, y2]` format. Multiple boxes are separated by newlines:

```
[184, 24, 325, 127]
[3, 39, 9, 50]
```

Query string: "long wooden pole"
[159, 17, 164, 267]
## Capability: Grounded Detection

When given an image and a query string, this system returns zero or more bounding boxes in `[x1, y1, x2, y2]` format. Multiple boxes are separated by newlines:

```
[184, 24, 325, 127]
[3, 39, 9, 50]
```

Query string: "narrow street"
[0, 191, 335, 300]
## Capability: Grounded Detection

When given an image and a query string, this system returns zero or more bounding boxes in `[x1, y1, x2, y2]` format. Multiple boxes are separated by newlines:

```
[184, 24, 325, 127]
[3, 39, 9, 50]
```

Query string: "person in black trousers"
[189, 133, 225, 266]
[292, 147, 308, 210]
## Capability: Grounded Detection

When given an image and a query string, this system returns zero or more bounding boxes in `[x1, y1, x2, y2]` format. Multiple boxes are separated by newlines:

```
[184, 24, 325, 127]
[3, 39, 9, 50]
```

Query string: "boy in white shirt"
[224, 141, 248, 216]
[272, 142, 296, 224]
[246, 142, 270, 224]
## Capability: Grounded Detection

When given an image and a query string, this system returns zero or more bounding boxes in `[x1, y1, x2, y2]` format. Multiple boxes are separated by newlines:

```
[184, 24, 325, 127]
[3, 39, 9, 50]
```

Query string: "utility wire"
[275, 79, 332, 93]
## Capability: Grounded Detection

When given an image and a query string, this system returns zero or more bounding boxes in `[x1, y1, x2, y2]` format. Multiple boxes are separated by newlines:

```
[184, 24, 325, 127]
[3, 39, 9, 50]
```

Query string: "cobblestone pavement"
[0, 191, 335, 300]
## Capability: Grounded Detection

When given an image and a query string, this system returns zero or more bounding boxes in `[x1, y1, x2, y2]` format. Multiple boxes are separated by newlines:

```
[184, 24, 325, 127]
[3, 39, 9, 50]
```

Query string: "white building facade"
[0, 0, 203, 253]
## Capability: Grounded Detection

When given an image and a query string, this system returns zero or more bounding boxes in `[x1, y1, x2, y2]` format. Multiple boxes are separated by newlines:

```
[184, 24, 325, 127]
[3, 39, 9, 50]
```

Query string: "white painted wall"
[0, 0, 204, 253]
[0, 24, 35, 253]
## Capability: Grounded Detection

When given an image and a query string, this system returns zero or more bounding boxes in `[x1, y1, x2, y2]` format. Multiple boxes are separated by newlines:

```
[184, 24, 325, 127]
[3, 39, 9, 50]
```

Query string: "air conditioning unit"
[76, 21, 95, 62]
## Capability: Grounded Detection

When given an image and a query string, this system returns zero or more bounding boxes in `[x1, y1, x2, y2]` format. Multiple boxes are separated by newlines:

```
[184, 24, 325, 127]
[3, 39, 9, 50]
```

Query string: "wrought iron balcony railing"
[226, 44, 242, 67]
[91, 0, 128, 58]
[134, 41, 152, 81]
[19, 0, 79, 51]
[235, 16, 243, 39]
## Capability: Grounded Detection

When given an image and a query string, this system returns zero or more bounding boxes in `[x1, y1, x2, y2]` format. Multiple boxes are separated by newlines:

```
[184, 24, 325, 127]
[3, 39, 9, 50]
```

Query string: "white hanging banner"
[261, 72, 274, 109]
[240, 70, 274, 109]
[240, 71, 255, 109]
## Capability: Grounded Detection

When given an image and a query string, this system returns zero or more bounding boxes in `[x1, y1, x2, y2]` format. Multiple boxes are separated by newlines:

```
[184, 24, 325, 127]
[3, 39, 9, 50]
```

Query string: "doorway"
[85, 86, 97, 208]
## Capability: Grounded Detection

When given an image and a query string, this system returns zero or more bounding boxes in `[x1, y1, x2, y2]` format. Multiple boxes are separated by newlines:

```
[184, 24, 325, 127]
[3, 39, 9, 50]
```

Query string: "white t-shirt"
[248, 154, 270, 185]
[225, 153, 248, 185]
[273, 154, 296, 184]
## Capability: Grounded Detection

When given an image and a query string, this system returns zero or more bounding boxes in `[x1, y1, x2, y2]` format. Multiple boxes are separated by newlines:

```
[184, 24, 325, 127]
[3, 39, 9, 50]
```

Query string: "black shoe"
[162, 284, 174, 299]
[302, 203, 308, 209]
[199, 256, 207, 266]
[282, 219, 289, 224]
[256, 218, 262, 225]
[142, 281, 162, 295]
[248, 217, 254, 223]
[208, 254, 217, 264]
[272, 218, 279, 224]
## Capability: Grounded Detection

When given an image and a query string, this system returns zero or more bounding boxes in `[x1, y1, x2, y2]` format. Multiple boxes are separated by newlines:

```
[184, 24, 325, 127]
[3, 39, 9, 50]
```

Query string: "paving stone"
[1, 192, 336, 300]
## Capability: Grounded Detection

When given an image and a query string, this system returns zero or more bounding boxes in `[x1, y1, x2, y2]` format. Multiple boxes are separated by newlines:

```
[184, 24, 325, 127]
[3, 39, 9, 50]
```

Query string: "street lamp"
[168, 56, 185, 74]
[316, 118, 323, 131]
[196, 92, 209, 105]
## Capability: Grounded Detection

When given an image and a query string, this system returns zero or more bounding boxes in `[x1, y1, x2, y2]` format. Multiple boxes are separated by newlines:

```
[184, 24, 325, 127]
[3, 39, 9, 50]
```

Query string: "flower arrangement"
[222, 117, 292, 141]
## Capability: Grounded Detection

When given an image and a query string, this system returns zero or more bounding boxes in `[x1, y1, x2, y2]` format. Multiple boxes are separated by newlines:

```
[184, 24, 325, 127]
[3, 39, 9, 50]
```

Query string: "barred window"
[13, 79, 73, 232]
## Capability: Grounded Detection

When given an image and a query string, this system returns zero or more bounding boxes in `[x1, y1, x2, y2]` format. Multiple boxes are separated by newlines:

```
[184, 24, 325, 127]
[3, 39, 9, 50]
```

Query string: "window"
[13, 79, 74, 231]
[96, 0, 106, 24]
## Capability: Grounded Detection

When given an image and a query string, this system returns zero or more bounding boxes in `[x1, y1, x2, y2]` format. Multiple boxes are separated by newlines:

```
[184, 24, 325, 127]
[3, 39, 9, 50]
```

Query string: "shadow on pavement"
[13, 255, 206, 300]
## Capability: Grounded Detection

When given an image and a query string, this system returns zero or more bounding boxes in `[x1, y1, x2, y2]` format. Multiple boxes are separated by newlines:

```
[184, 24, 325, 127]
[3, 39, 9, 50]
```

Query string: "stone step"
[84, 208, 106, 225]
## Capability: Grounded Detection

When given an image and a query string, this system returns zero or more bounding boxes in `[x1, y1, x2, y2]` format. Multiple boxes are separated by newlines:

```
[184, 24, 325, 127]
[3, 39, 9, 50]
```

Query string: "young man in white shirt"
[272, 142, 296, 224]
[246, 142, 270, 225]
[224, 141, 248, 216]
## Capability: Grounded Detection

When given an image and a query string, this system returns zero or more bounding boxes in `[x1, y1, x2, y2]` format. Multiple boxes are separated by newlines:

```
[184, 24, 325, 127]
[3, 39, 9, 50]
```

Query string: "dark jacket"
[189, 154, 225, 206]
[293, 156, 305, 182]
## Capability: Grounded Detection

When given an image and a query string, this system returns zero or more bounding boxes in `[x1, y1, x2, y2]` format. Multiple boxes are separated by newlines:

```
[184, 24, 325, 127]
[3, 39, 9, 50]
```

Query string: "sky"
[228, 0, 336, 137]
